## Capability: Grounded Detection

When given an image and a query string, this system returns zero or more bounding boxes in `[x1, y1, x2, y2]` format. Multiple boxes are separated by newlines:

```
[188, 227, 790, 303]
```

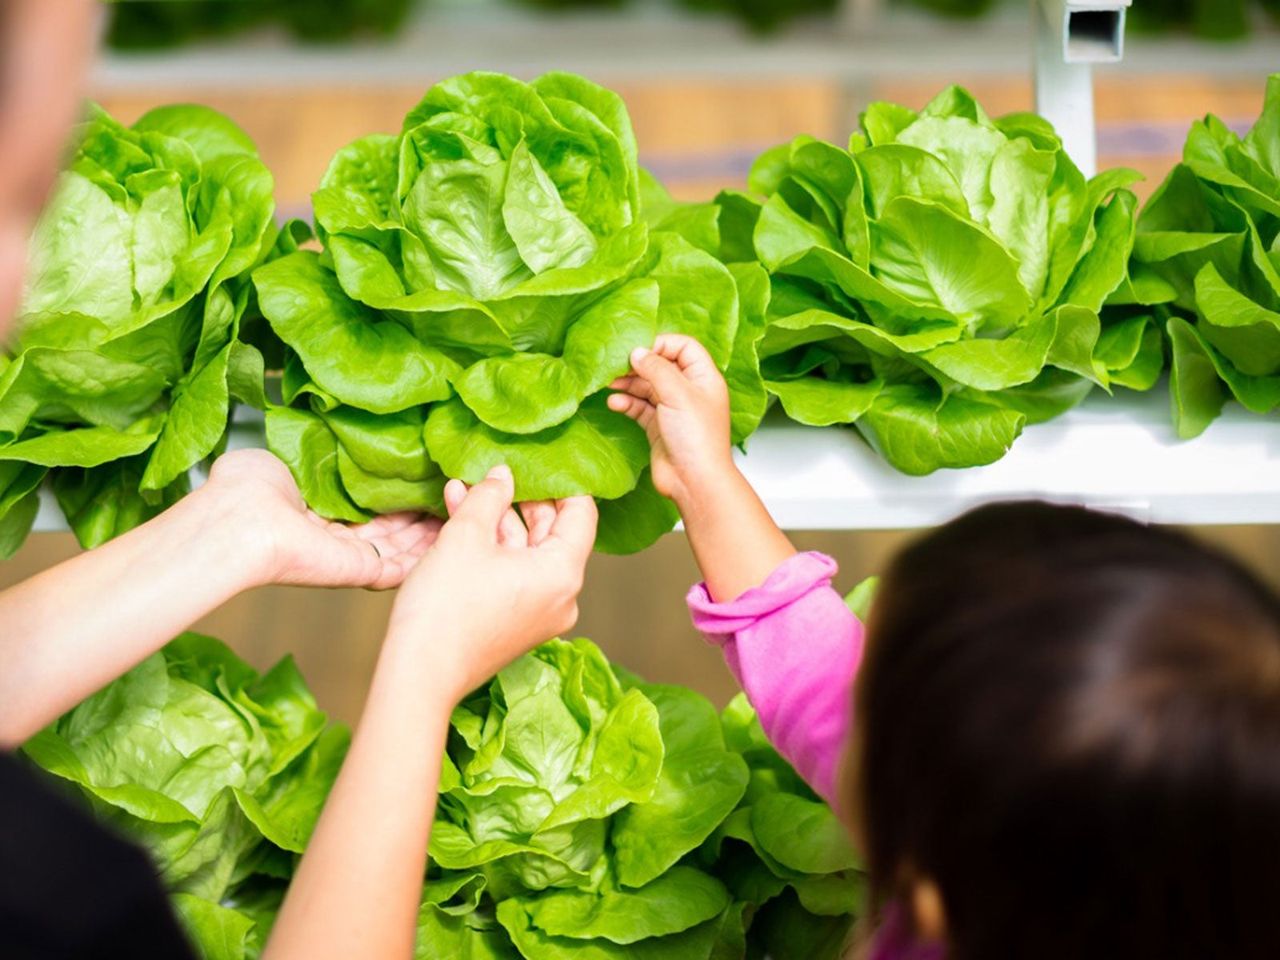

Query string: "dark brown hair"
[856, 501, 1280, 960]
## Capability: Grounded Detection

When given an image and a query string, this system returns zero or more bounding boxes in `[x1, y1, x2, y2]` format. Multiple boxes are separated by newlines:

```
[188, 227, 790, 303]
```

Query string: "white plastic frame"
[1033, 0, 1133, 176]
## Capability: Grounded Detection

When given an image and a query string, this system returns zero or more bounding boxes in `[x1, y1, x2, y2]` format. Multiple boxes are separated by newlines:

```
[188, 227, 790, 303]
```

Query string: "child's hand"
[612, 336, 796, 604]
[386, 465, 597, 702]
[608, 334, 734, 507]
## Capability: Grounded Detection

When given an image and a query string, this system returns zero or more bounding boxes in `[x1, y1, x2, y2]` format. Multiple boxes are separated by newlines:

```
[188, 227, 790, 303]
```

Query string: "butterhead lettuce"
[1115, 73, 1280, 438]
[0, 103, 280, 556]
[24, 633, 860, 960]
[705, 694, 865, 960]
[22, 633, 347, 960]
[255, 71, 751, 553]
[419, 639, 753, 958]
[717, 86, 1146, 475]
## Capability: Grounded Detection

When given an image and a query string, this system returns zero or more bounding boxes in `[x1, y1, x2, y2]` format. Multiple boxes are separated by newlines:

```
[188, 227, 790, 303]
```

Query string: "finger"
[629, 347, 690, 407]
[372, 523, 440, 588]
[324, 519, 361, 541]
[405, 527, 437, 558]
[379, 523, 440, 585]
[653, 333, 719, 378]
[444, 478, 469, 516]
[371, 517, 442, 557]
[498, 506, 529, 549]
[366, 550, 408, 591]
[341, 537, 388, 590]
[545, 495, 599, 564]
[368, 562, 406, 591]
[352, 512, 421, 541]
[450, 465, 515, 537]
[607, 393, 656, 429]
[608, 375, 655, 403]
[520, 500, 557, 546]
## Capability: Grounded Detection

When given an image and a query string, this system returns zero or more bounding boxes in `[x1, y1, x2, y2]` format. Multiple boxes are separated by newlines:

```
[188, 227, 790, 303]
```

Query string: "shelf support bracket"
[1033, 0, 1132, 177]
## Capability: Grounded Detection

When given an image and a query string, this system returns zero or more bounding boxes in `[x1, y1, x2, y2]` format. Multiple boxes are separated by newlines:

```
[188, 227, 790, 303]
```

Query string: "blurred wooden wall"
[6, 524, 1279, 726]
[93, 73, 1267, 211]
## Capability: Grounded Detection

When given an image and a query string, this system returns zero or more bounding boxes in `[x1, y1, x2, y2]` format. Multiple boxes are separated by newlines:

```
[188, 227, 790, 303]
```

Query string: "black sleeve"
[0, 752, 196, 960]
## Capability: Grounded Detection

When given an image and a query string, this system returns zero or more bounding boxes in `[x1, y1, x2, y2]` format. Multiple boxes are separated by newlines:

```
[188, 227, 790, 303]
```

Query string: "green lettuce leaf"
[1120, 73, 1280, 437]
[702, 694, 866, 959]
[258, 71, 759, 554]
[730, 85, 1141, 473]
[3, 102, 278, 551]
[21, 633, 339, 957]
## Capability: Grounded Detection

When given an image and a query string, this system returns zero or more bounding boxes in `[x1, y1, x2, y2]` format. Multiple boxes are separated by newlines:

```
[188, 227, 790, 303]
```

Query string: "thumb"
[450, 465, 515, 538]
[630, 347, 690, 407]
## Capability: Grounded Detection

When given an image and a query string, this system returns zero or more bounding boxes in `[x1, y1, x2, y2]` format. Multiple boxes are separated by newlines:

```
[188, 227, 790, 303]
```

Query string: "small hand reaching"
[610, 333, 795, 603]
[608, 333, 733, 507]
[202, 449, 441, 591]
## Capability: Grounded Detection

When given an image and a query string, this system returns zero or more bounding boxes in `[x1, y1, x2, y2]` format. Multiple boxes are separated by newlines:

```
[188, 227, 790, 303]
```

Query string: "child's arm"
[686, 554, 862, 804]
[263, 468, 597, 960]
[610, 337, 864, 805]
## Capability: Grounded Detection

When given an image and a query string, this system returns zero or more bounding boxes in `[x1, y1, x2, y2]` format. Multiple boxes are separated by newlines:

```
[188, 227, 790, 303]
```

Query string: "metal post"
[838, 0, 883, 37]
[1033, 0, 1132, 178]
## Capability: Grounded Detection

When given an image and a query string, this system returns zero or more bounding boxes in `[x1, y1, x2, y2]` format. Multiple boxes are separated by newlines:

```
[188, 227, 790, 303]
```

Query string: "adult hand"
[199, 449, 441, 591]
[262, 466, 593, 960]
[608, 334, 734, 508]
[387, 465, 597, 701]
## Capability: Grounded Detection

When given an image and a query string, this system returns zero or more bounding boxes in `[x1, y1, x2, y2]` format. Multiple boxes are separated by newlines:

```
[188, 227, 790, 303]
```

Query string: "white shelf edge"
[30, 393, 1280, 535]
[736, 390, 1280, 530]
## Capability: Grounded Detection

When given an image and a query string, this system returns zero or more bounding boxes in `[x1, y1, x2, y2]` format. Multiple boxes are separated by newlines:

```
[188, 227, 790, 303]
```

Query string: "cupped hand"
[387, 465, 597, 701]
[200, 449, 441, 590]
[607, 333, 734, 506]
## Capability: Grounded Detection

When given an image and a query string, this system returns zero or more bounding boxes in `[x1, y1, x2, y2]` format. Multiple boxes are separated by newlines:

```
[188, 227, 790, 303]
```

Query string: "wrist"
[184, 481, 277, 591]
[672, 456, 746, 515]
[382, 602, 478, 706]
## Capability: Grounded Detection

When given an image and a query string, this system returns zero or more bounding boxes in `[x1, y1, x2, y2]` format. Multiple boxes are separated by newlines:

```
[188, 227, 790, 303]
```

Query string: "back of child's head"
[856, 501, 1280, 960]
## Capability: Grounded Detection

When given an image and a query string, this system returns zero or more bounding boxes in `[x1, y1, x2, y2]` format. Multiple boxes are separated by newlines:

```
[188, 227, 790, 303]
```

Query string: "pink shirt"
[687, 551, 943, 960]
[686, 551, 861, 805]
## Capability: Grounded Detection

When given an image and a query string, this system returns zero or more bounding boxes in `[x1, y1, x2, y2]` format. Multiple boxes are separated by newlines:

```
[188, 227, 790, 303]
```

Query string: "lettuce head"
[254, 71, 753, 554]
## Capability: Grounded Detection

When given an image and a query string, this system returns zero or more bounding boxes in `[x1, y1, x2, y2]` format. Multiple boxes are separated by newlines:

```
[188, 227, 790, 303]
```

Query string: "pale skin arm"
[263, 467, 597, 960]
[0, 4, 438, 747]
[0, 450, 439, 748]
[0, 0, 99, 325]
[609, 335, 795, 603]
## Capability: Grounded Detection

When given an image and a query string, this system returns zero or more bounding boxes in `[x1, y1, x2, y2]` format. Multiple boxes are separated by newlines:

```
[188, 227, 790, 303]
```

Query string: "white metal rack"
[1034, 0, 1133, 176]
[30, 392, 1280, 534]
[740, 391, 1280, 530]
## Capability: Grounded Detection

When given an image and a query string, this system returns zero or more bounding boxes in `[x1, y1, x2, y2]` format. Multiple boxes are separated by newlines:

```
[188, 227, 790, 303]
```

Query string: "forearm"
[0, 487, 264, 746]
[677, 465, 796, 603]
[263, 618, 462, 960]
[687, 553, 863, 806]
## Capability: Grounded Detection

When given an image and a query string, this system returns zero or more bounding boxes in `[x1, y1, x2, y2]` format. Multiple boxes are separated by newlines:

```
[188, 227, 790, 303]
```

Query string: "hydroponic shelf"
[739, 391, 1280, 530]
[92, 4, 1280, 90]
[30, 393, 1280, 535]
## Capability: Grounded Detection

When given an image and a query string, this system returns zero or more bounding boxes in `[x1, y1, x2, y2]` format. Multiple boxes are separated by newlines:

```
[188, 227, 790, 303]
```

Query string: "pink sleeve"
[687, 552, 864, 806]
